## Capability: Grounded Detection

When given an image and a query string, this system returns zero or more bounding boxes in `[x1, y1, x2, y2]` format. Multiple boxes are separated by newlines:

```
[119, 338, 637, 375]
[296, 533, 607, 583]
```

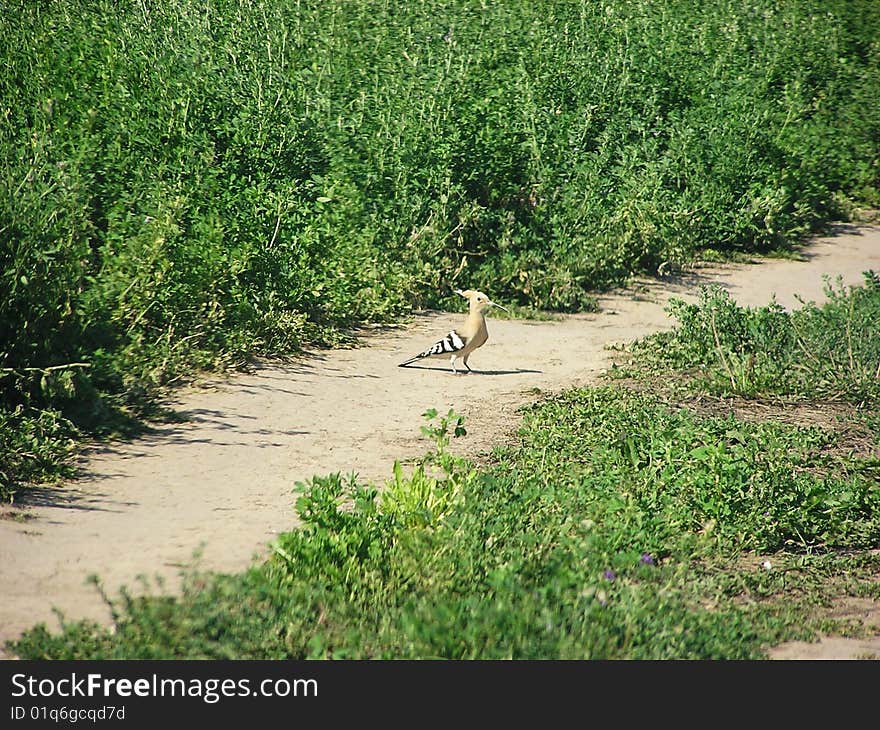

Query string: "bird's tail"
[399, 330, 465, 367]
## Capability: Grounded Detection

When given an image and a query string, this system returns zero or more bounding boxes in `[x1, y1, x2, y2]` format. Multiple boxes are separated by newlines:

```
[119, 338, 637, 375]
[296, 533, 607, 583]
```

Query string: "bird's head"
[454, 288, 509, 314]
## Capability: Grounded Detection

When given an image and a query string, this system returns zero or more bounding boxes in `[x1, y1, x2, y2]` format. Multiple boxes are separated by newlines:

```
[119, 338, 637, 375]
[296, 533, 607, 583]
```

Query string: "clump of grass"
[624, 271, 880, 404]
[0, 405, 79, 502]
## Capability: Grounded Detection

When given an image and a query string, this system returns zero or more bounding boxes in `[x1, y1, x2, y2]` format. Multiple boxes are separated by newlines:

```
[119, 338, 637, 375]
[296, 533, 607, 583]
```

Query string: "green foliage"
[630, 272, 880, 403]
[513, 389, 880, 554]
[3, 0, 880, 492]
[0, 404, 79, 501]
[379, 410, 473, 531]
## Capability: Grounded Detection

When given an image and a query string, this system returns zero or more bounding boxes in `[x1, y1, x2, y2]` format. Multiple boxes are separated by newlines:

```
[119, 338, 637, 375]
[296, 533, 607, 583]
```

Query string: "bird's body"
[399, 289, 507, 374]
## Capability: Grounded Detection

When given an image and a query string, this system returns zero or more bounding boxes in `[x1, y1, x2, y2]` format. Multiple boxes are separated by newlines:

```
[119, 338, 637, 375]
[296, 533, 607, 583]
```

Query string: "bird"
[399, 289, 508, 374]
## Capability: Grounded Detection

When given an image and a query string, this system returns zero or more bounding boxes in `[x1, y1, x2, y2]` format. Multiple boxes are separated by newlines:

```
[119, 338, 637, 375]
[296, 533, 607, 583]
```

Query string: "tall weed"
[631, 272, 880, 402]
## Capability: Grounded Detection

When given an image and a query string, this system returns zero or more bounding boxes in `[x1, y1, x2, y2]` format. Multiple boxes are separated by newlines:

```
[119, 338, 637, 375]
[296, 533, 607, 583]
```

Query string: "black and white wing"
[399, 330, 467, 366]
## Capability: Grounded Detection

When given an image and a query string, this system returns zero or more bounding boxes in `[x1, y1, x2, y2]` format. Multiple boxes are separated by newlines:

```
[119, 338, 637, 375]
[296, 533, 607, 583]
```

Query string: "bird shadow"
[398, 365, 542, 376]
[478, 368, 543, 376]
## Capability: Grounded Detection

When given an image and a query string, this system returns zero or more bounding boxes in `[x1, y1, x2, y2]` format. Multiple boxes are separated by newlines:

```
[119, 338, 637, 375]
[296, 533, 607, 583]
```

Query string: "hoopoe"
[399, 289, 508, 374]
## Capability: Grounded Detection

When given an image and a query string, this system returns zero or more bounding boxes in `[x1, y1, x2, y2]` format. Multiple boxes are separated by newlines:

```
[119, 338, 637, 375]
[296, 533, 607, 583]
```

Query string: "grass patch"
[619, 271, 880, 404]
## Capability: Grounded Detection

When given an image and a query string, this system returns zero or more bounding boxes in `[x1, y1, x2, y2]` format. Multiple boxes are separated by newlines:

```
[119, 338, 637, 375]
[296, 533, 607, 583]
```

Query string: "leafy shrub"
[0, 404, 78, 501]
[631, 272, 880, 402]
[3, 0, 880, 491]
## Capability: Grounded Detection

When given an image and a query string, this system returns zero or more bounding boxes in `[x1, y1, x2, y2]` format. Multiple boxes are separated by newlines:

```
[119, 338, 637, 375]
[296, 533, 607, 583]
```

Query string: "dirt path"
[2, 222, 879, 659]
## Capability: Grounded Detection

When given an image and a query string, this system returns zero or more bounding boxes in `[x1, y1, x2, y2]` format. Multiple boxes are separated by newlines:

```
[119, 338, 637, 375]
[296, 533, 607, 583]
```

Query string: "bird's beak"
[488, 300, 509, 313]
[453, 289, 465, 297]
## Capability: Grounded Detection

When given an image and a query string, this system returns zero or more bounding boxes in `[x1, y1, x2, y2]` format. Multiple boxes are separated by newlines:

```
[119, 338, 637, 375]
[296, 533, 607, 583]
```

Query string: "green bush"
[631, 271, 880, 402]
[0, 404, 78, 501]
[3, 0, 880, 490]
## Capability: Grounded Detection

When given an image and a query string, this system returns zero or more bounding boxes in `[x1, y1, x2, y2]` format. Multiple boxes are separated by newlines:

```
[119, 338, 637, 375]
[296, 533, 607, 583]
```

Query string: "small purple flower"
[603, 570, 616, 581]
[640, 553, 655, 566]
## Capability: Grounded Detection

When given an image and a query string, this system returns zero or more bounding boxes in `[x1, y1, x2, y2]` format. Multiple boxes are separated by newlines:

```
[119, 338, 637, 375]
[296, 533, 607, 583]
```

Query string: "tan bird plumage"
[399, 289, 508, 374]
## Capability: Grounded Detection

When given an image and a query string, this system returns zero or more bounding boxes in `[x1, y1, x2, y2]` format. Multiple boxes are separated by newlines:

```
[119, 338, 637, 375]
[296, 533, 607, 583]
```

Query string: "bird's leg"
[450, 355, 458, 374]
[463, 354, 472, 373]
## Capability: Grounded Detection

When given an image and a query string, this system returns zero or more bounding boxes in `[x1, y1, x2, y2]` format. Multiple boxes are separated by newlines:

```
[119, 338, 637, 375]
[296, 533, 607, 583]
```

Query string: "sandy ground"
[1, 222, 879, 660]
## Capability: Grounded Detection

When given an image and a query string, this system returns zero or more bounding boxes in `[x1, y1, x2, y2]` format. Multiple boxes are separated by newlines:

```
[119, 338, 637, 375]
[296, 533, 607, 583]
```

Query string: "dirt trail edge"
[2, 223, 879, 659]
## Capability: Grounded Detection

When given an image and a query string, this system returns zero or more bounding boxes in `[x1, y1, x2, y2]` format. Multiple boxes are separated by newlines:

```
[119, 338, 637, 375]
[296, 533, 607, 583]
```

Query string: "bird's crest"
[453, 288, 508, 312]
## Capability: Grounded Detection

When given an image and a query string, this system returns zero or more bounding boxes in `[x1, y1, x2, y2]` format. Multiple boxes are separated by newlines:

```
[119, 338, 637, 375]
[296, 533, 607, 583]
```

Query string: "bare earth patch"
[768, 598, 880, 660]
[2, 222, 879, 659]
